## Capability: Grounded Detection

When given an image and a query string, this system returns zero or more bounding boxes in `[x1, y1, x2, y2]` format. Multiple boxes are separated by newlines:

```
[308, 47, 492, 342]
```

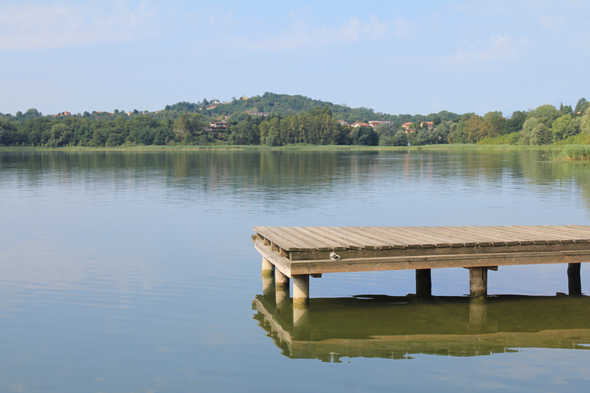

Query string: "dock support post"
[261, 257, 274, 278]
[261, 258, 275, 300]
[568, 263, 582, 296]
[469, 267, 488, 299]
[416, 269, 432, 298]
[293, 275, 310, 307]
[275, 270, 290, 312]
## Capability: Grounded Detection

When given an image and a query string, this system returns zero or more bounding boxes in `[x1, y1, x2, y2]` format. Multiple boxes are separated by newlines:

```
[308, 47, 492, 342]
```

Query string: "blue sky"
[1, 0, 589, 117]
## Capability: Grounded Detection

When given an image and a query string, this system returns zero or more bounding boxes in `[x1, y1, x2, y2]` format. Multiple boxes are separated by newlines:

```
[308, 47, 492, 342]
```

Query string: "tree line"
[1, 97, 589, 147]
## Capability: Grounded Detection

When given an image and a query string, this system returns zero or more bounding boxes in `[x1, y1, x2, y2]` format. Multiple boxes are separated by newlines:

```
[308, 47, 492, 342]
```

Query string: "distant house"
[245, 111, 269, 116]
[63, 111, 71, 116]
[420, 121, 434, 130]
[337, 120, 349, 126]
[210, 121, 228, 130]
[368, 121, 381, 128]
[351, 122, 370, 128]
[405, 129, 416, 134]
[206, 105, 217, 110]
[402, 122, 413, 130]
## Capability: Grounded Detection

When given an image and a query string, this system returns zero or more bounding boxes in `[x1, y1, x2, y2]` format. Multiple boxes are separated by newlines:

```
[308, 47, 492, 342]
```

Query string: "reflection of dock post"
[293, 306, 310, 340]
[416, 269, 432, 298]
[469, 298, 487, 332]
[261, 258, 275, 300]
[469, 267, 487, 299]
[568, 263, 582, 296]
[292, 275, 310, 339]
[275, 270, 290, 312]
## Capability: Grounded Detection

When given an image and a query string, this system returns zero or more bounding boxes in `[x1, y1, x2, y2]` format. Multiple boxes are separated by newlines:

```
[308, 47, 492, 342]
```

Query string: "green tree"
[552, 114, 580, 141]
[527, 104, 560, 128]
[581, 110, 590, 134]
[374, 123, 397, 138]
[392, 130, 408, 146]
[530, 123, 551, 145]
[463, 115, 496, 143]
[575, 98, 587, 114]
[505, 111, 527, 134]
[520, 117, 539, 145]
[483, 111, 505, 136]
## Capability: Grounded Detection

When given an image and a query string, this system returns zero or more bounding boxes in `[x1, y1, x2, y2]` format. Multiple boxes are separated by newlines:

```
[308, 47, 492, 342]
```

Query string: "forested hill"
[0, 92, 459, 125]
[162, 92, 460, 124]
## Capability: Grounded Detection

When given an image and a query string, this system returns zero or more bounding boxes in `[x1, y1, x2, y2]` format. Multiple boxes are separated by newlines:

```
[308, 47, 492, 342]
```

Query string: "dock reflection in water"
[252, 294, 590, 362]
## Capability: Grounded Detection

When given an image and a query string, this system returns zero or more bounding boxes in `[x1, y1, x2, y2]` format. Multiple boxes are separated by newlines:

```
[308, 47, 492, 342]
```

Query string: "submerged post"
[261, 257, 276, 300]
[568, 263, 582, 296]
[469, 267, 488, 299]
[261, 257, 274, 278]
[275, 270, 290, 312]
[416, 269, 432, 298]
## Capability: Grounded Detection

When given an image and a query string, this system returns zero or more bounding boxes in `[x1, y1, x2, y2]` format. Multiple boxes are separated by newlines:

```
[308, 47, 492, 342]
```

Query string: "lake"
[1, 149, 590, 392]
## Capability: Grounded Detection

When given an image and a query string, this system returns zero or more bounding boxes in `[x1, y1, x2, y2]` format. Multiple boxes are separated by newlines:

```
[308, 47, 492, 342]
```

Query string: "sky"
[1, 0, 589, 117]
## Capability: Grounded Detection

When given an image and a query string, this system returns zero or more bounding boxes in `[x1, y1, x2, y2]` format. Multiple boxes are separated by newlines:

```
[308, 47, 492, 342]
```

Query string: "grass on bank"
[0, 143, 567, 152]
[553, 145, 590, 161]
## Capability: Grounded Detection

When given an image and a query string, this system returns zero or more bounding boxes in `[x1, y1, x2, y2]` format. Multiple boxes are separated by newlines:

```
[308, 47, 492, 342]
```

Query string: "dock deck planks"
[254, 225, 590, 253]
[253, 225, 590, 278]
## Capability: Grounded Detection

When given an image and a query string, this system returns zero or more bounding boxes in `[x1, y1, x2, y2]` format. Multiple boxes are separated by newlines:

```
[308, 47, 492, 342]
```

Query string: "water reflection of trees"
[4, 149, 590, 211]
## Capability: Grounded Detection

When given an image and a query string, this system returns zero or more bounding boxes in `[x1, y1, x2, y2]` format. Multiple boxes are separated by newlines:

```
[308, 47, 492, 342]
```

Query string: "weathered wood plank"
[254, 225, 590, 254]
[319, 227, 382, 250]
[290, 227, 349, 251]
[302, 227, 364, 250]
[288, 249, 590, 275]
[373, 227, 436, 248]
[253, 226, 307, 251]
[277, 227, 336, 252]
[424, 226, 493, 246]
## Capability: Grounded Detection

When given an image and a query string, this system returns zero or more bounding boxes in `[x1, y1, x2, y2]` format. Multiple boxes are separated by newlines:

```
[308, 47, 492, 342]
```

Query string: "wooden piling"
[276, 269, 289, 291]
[416, 269, 432, 298]
[568, 263, 582, 296]
[469, 267, 487, 299]
[293, 275, 310, 307]
[261, 257, 274, 278]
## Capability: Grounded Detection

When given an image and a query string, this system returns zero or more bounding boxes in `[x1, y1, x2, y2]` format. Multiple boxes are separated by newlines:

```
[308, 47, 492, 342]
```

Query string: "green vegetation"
[554, 145, 590, 161]
[1, 93, 590, 149]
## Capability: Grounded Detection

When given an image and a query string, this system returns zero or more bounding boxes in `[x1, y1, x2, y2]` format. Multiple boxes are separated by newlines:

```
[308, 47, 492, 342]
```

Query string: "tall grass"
[557, 145, 590, 161]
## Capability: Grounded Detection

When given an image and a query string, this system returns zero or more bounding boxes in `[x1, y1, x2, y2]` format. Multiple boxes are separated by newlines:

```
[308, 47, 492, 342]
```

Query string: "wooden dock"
[253, 225, 590, 304]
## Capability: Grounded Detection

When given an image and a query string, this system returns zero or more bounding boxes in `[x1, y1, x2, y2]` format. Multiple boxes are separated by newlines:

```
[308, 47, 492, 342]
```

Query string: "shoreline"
[0, 144, 566, 152]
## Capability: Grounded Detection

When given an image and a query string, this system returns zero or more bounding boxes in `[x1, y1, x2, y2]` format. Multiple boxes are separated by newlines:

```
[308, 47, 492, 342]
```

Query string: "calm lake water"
[1, 149, 590, 392]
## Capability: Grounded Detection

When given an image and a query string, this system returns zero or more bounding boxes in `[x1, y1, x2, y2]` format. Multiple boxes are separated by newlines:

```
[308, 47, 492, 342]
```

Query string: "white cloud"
[382, 34, 531, 68]
[540, 14, 566, 31]
[392, 18, 415, 39]
[447, 34, 531, 64]
[211, 15, 390, 51]
[0, 1, 159, 50]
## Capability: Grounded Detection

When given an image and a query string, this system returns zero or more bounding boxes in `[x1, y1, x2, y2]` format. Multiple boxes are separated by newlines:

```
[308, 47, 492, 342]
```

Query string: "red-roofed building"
[351, 122, 370, 128]
[420, 121, 434, 130]
[402, 122, 413, 130]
